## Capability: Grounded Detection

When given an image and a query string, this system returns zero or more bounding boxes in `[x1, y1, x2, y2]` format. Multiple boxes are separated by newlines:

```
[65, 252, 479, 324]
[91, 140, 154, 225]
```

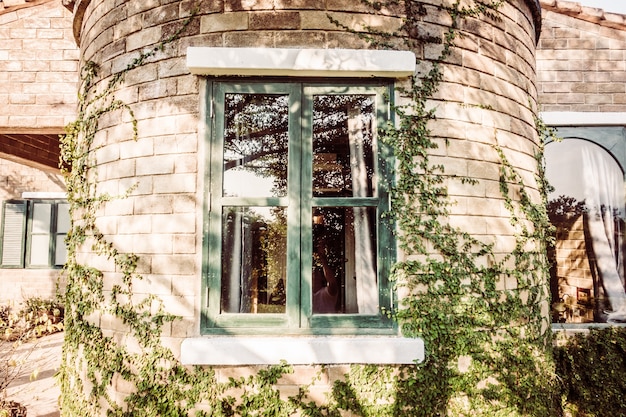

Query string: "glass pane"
[32, 203, 51, 233]
[221, 207, 287, 314]
[57, 203, 71, 233]
[312, 206, 377, 314]
[545, 139, 626, 323]
[29, 234, 50, 265]
[223, 94, 289, 197]
[55, 234, 67, 266]
[313, 95, 376, 197]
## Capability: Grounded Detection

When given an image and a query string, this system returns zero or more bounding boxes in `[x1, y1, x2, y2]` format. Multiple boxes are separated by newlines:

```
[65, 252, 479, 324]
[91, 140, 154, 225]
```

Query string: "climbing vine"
[57, 1, 559, 416]
[327, 1, 559, 415]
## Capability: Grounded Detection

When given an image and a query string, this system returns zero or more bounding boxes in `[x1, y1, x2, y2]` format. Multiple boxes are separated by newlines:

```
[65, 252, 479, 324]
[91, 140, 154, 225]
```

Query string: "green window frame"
[0, 199, 69, 269]
[202, 80, 395, 335]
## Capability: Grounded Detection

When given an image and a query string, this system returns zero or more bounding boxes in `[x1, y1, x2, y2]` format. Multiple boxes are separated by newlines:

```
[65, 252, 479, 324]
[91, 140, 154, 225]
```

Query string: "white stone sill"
[186, 47, 416, 78]
[181, 336, 424, 366]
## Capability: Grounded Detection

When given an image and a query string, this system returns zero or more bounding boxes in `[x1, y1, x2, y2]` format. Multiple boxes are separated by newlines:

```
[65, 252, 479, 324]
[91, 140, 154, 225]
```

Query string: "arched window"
[545, 137, 626, 324]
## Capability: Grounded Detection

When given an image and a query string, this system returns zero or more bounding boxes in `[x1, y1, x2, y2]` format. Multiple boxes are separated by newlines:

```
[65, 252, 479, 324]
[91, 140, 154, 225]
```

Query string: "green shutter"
[1, 201, 28, 268]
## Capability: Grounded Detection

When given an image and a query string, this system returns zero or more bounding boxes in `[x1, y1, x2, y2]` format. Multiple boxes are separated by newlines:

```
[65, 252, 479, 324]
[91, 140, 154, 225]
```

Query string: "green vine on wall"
[58, 1, 559, 416]
[328, 1, 559, 416]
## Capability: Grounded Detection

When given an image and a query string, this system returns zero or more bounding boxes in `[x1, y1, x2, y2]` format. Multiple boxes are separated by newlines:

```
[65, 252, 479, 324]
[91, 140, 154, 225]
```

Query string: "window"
[545, 128, 626, 324]
[203, 81, 395, 334]
[0, 199, 69, 268]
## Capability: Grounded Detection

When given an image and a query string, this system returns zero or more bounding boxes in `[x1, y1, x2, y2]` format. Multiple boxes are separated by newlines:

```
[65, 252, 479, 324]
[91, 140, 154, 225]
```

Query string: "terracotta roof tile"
[540, 0, 626, 31]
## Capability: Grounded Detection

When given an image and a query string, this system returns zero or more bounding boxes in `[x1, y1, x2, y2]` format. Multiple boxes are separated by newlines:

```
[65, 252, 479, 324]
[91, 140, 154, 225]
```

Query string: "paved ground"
[5, 331, 62, 417]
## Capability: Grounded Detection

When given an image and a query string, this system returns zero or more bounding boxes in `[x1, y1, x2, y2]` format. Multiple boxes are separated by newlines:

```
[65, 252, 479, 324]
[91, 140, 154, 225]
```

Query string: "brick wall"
[0, 156, 65, 199]
[0, 0, 72, 304]
[0, 0, 78, 129]
[538, 1, 626, 112]
[71, 0, 542, 405]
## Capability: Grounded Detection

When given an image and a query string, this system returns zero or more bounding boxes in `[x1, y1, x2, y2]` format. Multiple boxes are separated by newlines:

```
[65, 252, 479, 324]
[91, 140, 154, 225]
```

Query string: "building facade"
[54, 0, 547, 414]
[0, 0, 78, 303]
[8, 0, 626, 414]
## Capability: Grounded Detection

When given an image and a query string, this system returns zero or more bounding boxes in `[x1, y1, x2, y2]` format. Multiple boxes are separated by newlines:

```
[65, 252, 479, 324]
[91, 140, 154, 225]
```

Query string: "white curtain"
[582, 146, 626, 322]
[223, 210, 255, 313]
[348, 104, 378, 314]
[223, 211, 243, 313]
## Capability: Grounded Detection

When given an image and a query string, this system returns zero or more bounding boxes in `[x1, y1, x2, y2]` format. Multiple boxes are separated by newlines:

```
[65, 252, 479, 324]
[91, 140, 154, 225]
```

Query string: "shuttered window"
[0, 200, 69, 269]
[1, 201, 27, 267]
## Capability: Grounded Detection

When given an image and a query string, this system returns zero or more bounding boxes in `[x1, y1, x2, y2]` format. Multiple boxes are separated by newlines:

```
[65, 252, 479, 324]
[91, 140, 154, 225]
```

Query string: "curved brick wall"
[69, 0, 542, 405]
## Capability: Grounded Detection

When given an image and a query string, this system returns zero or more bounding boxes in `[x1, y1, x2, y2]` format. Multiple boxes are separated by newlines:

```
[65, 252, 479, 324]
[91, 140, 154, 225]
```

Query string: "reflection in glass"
[312, 207, 377, 314]
[313, 95, 375, 197]
[221, 207, 287, 314]
[223, 94, 289, 197]
[29, 203, 51, 266]
[545, 139, 626, 323]
[55, 203, 70, 266]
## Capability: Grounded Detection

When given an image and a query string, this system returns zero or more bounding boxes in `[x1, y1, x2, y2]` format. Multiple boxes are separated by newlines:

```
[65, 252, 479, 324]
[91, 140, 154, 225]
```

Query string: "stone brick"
[598, 83, 625, 93]
[124, 64, 158, 86]
[467, 159, 500, 182]
[274, 31, 326, 48]
[143, 3, 181, 27]
[133, 233, 173, 254]
[154, 133, 198, 154]
[133, 195, 174, 215]
[225, 0, 273, 12]
[151, 255, 198, 275]
[9, 93, 35, 104]
[249, 11, 300, 30]
[138, 78, 177, 101]
[114, 13, 142, 39]
[135, 154, 175, 175]
[125, 25, 162, 51]
[119, 137, 154, 159]
[200, 12, 248, 33]
[173, 234, 197, 254]
[176, 76, 199, 95]
[153, 173, 197, 193]
[151, 213, 196, 233]
[223, 31, 275, 47]
[105, 158, 136, 180]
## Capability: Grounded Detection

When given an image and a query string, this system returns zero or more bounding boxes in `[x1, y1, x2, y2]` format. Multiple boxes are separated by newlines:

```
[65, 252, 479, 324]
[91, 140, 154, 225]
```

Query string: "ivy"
[339, 1, 559, 416]
[555, 327, 626, 416]
[57, 1, 561, 416]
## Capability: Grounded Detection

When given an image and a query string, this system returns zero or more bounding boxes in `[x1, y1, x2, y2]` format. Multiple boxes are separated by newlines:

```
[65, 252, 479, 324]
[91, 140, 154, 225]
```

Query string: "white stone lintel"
[186, 47, 416, 78]
[181, 336, 425, 365]
[541, 111, 626, 126]
[21, 192, 67, 199]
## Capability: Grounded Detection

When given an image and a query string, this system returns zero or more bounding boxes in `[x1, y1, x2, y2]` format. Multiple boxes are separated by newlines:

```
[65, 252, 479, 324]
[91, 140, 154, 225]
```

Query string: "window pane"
[55, 235, 67, 266]
[32, 203, 51, 233]
[221, 207, 287, 314]
[57, 203, 70, 233]
[223, 94, 289, 198]
[312, 206, 377, 314]
[313, 95, 376, 197]
[545, 139, 626, 323]
[29, 234, 50, 265]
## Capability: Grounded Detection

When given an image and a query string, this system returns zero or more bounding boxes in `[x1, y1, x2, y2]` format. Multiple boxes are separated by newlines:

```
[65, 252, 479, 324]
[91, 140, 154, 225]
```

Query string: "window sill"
[180, 336, 424, 366]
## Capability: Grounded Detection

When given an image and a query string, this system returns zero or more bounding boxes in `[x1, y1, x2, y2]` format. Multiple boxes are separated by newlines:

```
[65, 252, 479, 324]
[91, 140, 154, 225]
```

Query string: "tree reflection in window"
[313, 95, 375, 197]
[223, 94, 289, 197]
[214, 85, 386, 324]
[545, 138, 626, 323]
